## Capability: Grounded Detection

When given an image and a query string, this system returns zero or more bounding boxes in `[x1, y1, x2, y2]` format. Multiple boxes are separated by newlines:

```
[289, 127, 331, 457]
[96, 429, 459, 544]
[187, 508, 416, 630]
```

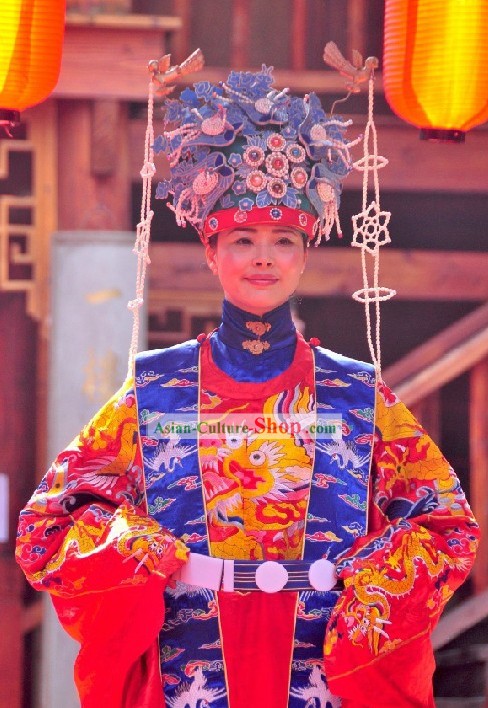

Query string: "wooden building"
[1, 1, 487, 705]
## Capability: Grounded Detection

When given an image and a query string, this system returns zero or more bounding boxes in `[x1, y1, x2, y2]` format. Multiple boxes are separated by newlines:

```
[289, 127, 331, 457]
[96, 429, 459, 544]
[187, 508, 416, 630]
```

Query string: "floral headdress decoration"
[153, 65, 356, 244]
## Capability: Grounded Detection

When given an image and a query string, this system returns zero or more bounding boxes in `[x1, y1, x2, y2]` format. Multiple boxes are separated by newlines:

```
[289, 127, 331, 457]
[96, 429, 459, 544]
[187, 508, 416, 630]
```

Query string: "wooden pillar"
[347, 0, 367, 59]
[470, 357, 488, 593]
[0, 292, 38, 708]
[58, 99, 130, 232]
[172, 0, 191, 63]
[232, 0, 250, 68]
[291, 0, 307, 71]
[410, 391, 441, 445]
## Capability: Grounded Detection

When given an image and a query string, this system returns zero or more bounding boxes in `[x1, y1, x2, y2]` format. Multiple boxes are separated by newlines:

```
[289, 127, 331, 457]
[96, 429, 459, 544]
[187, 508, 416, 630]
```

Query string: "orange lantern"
[383, 0, 488, 142]
[0, 0, 66, 127]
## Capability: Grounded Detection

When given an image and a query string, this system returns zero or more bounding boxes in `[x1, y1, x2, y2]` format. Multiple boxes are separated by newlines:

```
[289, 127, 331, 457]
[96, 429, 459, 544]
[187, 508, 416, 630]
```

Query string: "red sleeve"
[15, 378, 188, 707]
[324, 384, 480, 708]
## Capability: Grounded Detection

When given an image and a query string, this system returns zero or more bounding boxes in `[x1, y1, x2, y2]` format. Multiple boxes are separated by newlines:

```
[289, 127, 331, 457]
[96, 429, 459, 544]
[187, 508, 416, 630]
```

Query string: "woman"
[16, 67, 478, 708]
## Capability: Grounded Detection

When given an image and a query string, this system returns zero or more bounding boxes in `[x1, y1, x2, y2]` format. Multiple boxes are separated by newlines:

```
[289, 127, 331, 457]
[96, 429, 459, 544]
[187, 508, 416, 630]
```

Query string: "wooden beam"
[65, 12, 182, 30]
[184, 67, 379, 94]
[345, 124, 488, 195]
[385, 302, 488, 387]
[54, 24, 176, 101]
[470, 358, 488, 594]
[148, 245, 488, 302]
[387, 328, 488, 407]
[54, 61, 377, 101]
[298, 249, 488, 301]
[432, 589, 488, 649]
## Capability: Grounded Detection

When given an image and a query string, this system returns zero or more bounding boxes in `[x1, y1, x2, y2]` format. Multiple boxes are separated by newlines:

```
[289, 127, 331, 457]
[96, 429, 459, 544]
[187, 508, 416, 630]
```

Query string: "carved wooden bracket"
[0, 101, 57, 322]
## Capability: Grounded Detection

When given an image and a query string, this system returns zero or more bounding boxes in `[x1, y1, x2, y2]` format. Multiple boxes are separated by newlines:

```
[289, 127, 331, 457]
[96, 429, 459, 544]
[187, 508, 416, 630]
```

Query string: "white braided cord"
[127, 79, 156, 374]
[351, 75, 396, 380]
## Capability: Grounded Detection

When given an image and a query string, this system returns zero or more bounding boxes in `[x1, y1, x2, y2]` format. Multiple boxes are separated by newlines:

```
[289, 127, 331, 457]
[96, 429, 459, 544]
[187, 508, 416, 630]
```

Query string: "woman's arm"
[15, 378, 188, 707]
[324, 384, 479, 707]
[15, 378, 188, 596]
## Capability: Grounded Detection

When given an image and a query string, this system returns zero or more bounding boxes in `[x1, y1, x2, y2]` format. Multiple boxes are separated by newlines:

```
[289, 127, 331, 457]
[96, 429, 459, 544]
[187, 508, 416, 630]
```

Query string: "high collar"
[217, 299, 297, 354]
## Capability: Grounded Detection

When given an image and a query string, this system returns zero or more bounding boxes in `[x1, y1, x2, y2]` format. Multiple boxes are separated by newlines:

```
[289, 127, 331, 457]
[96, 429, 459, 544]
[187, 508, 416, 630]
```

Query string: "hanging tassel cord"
[352, 74, 395, 382]
[127, 79, 156, 375]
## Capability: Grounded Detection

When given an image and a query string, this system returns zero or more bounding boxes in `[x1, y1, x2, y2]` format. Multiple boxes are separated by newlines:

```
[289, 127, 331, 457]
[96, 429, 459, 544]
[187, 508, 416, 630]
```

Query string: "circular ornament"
[269, 207, 283, 221]
[193, 171, 218, 195]
[234, 210, 248, 224]
[267, 178, 287, 200]
[267, 133, 287, 152]
[298, 212, 308, 227]
[317, 182, 335, 203]
[290, 167, 308, 189]
[243, 145, 265, 168]
[246, 170, 267, 193]
[208, 217, 219, 231]
[308, 558, 337, 591]
[255, 561, 288, 593]
[265, 152, 288, 178]
[286, 143, 306, 163]
[310, 124, 328, 142]
[255, 97, 273, 114]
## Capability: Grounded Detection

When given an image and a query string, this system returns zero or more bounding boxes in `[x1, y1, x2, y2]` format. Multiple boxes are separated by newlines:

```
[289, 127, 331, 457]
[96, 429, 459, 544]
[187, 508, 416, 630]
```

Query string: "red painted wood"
[0, 291, 38, 708]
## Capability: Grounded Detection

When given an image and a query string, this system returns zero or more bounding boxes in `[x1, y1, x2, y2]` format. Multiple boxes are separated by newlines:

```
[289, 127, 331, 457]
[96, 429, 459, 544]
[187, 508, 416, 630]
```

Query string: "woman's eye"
[234, 237, 253, 245]
[277, 237, 293, 245]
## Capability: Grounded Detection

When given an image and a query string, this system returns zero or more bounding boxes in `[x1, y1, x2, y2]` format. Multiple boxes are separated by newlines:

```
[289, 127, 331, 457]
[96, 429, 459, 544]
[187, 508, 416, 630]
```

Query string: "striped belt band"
[174, 553, 343, 594]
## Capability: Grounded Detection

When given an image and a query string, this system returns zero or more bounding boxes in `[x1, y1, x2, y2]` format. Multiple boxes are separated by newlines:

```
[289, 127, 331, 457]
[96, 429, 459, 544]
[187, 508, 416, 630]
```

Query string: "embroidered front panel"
[290, 591, 342, 708]
[135, 343, 229, 707]
[305, 348, 376, 561]
[288, 347, 375, 705]
[200, 381, 315, 561]
[136, 343, 207, 553]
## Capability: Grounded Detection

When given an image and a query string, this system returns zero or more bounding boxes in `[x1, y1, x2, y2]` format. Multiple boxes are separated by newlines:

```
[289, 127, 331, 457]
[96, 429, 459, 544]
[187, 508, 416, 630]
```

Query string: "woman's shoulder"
[312, 342, 375, 376]
[135, 339, 203, 382]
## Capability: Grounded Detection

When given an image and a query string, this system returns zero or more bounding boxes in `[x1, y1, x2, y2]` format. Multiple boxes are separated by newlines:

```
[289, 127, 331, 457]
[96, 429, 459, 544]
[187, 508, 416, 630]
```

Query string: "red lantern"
[383, 0, 488, 142]
[0, 1, 66, 128]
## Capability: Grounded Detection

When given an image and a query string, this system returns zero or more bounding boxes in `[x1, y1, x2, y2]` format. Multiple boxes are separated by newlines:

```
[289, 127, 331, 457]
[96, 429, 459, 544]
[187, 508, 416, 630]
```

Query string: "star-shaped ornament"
[352, 200, 391, 254]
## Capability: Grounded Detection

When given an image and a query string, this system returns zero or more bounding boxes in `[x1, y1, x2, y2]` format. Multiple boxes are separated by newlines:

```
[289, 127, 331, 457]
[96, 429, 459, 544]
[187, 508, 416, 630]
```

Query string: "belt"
[174, 553, 342, 594]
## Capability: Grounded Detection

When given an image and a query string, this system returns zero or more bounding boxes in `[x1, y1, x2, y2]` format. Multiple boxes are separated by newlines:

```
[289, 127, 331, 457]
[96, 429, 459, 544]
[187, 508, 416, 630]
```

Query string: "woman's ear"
[300, 245, 308, 275]
[205, 242, 218, 275]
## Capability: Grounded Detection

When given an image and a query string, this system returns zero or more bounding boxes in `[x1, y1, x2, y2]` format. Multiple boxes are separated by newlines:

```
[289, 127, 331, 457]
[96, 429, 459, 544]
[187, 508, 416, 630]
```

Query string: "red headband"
[201, 205, 316, 243]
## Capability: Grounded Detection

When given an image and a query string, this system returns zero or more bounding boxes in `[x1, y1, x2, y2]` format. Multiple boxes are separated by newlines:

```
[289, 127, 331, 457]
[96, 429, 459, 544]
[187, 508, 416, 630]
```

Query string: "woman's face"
[205, 225, 307, 316]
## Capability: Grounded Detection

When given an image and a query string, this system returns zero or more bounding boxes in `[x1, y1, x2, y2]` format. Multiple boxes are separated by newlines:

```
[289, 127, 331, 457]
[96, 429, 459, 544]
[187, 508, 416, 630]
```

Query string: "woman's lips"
[245, 276, 278, 286]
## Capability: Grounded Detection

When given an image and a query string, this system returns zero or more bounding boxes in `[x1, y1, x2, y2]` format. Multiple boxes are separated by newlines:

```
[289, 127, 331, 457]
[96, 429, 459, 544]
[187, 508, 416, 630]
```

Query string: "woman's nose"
[253, 249, 273, 266]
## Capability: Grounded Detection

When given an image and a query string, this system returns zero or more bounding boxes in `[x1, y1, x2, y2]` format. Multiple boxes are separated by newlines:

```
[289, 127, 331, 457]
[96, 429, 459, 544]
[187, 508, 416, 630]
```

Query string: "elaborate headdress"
[153, 65, 357, 244]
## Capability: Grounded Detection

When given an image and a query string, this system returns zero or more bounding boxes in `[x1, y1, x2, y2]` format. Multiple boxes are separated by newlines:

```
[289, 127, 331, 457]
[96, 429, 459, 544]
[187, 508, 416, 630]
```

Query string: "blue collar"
[209, 300, 298, 382]
[217, 300, 297, 353]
